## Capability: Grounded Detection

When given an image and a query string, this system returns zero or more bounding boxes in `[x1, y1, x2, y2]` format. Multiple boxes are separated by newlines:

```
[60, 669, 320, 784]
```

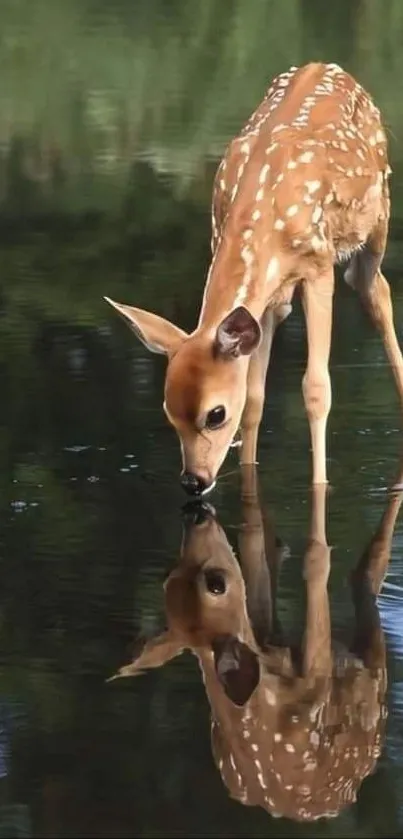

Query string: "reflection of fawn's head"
[112, 474, 398, 822]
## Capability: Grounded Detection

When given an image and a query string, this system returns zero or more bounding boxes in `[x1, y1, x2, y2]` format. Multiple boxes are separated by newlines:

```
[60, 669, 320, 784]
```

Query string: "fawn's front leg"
[301, 271, 334, 485]
[240, 303, 291, 465]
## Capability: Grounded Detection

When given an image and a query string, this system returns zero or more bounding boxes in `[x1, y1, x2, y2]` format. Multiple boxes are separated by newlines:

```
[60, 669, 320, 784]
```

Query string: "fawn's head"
[105, 298, 262, 495]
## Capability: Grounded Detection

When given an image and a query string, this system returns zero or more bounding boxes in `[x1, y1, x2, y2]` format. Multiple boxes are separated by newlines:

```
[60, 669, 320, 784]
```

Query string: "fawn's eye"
[204, 569, 227, 595]
[205, 405, 226, 430]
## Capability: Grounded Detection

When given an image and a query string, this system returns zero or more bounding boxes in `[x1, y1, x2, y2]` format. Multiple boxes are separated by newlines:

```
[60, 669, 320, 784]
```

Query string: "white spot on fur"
[259, 163, 270, 184]
[309, 731, 320, 747]
[265, 256, 280, 286]
[286, 204, 299, 217]
[264, 686, 277, 704]
[305, 180, 321, 194]
[252, 209, 261, 221]
[233, 245, 254, 307]
[272, 123, 287, 134]
[274, 219, 285, 231]
[258, 772, 267, 789]
[299, 151, 314, 164]
[312, 205, 322, 224]
[311, 234, 325, 251]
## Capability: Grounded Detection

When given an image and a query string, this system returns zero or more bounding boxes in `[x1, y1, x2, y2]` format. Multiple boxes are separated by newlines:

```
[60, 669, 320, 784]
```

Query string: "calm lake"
[1, 0, 403, 836]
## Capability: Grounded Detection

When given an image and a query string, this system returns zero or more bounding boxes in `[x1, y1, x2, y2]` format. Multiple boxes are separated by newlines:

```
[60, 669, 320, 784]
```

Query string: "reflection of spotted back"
[209, 62, 390, 306]
[209, 652, 387, 822]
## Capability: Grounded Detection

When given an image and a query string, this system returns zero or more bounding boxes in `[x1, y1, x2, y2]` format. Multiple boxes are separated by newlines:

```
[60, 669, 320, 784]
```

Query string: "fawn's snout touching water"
[105, 61, 403, 494]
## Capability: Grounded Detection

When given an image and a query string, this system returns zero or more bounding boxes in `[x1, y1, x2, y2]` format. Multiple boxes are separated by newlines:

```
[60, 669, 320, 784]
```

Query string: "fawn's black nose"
[180, 471, 207, 497]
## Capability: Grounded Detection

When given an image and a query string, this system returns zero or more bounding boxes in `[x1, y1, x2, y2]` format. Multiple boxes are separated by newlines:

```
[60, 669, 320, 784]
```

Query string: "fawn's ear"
[104, 297, 188, 356]
[214, 306, 261, 359]
[108, 632, 183, 681]
[211, 635, 260, 706]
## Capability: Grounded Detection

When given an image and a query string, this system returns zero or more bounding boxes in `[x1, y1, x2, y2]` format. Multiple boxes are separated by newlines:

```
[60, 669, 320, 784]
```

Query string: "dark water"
[2, 0, 403, 836]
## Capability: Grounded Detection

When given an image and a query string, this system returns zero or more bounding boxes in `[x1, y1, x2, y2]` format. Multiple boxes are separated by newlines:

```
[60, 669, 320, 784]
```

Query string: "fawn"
[106, 62, 402, 495]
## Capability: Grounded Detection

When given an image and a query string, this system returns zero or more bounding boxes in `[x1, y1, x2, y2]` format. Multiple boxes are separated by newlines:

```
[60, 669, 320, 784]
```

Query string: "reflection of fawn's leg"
[302, 485, 332, 676]
[238, 465, 284, 649]
[351, 489, 403, 669]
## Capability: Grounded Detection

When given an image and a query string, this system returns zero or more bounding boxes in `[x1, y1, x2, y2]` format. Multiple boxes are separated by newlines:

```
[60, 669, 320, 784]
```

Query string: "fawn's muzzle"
[180, 471, 209, 497]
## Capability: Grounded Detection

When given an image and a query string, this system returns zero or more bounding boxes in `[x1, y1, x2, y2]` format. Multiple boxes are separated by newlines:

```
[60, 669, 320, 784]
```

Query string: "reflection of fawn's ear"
[108, 631, 183, 681]
[212, 635, 260, 706]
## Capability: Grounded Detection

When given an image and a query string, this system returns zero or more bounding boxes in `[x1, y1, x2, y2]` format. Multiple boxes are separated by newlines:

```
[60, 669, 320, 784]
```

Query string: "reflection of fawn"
[112, 468, 402, 822]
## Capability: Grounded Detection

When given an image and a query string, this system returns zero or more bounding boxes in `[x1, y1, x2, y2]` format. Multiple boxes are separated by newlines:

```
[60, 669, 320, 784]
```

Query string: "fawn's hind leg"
[344, 222, 403, 405]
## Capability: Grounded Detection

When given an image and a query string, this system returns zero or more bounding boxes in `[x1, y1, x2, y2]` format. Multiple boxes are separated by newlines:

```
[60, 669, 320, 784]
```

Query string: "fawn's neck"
[198, 230, 288, 329]
[197, 168, 295, 331]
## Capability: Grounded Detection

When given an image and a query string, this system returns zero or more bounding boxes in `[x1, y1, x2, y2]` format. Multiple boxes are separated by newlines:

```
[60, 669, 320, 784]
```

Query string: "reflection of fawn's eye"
[204, 569, 227, 595]
[205, 405, 226, 430]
